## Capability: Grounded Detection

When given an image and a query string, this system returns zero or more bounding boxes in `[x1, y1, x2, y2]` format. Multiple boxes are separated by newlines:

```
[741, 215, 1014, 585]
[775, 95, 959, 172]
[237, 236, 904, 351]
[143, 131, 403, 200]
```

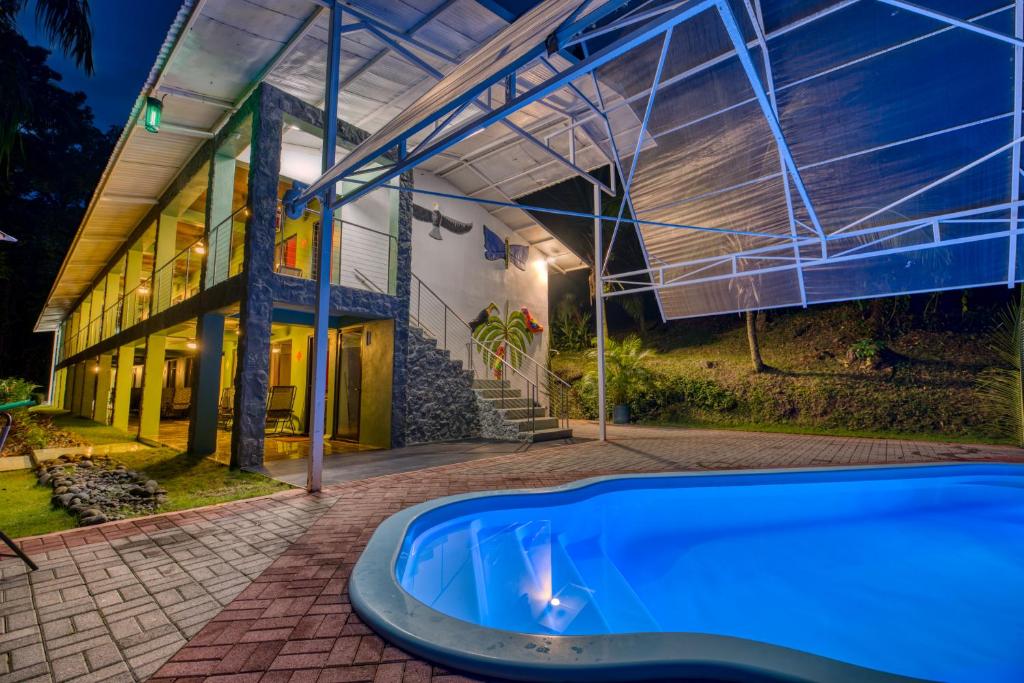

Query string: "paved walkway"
[2, 424, 1020, 683]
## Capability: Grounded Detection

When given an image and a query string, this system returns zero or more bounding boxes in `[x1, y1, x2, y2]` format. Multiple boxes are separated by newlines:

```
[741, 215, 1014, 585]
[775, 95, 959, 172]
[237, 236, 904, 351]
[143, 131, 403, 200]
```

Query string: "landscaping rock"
[36, 454, 165, 527]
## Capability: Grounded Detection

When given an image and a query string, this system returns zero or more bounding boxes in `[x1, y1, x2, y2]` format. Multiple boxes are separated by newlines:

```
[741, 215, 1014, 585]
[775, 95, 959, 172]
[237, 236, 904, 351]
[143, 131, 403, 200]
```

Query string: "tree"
[746, 310, 765, 373]
[0, 0, 94, 164]
[0, 30, 115, 385]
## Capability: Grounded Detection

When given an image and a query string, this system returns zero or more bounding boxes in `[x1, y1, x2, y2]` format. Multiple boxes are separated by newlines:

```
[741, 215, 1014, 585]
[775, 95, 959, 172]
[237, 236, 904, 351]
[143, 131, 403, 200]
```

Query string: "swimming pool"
[350, 463, 1024, 682]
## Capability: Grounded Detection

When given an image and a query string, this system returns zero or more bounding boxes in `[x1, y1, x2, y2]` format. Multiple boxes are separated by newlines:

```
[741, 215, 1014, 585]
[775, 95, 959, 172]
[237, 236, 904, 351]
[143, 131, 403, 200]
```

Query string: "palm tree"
[585, 334, 651, 422]
[976, 291, 1024, 446]
[1, 0, 94, 164]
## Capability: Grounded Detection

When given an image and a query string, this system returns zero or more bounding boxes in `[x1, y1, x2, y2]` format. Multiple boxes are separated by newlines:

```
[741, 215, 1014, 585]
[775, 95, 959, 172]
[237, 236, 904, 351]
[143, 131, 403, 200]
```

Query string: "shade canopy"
[296, 0, 1024, 321]
[36, 0, 1024, 329]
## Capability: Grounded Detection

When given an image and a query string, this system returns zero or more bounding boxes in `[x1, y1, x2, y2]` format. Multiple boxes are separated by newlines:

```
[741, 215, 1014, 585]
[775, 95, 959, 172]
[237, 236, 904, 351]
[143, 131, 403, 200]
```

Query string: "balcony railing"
[57, 200, 397, 361]
[274, 201, 396, 295]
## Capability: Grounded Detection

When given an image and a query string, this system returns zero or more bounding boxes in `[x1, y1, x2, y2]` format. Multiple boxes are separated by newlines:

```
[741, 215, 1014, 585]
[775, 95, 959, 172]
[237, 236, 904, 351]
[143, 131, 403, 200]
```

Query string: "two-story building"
[35, 0, 598, 469]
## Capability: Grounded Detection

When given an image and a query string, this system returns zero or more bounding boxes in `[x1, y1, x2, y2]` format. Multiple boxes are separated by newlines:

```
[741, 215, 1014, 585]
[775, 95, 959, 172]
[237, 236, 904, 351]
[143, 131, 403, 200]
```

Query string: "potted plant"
[585, 335, 650, 423]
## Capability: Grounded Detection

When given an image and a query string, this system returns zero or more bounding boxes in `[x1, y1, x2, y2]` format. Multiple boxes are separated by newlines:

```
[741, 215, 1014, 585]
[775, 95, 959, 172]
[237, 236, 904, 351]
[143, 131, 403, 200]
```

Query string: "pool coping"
[349, 462, 1018, 682]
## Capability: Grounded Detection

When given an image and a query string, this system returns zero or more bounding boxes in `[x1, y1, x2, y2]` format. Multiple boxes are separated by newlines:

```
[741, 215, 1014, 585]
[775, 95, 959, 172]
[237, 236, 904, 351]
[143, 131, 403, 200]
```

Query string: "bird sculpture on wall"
[412, 202, 473, 240]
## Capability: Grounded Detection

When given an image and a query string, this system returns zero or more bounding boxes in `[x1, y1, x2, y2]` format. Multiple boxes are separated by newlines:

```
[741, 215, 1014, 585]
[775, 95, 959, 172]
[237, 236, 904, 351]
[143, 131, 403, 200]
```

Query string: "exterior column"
[122, 249, 143, 328]
[152, 214, 178, 315]
[231, 85, 283, 470]
[111, 343, 136, 432]
[188, 313, 225, 456]
[63, 363, 77, 412]
[593, 182, 607, 441]
[206, 151, 237, 287]
[389, 171, 414, 448]
[139, 335, 166, 442]
[80, 359, 97, 419]
[92, 354, 113, 423]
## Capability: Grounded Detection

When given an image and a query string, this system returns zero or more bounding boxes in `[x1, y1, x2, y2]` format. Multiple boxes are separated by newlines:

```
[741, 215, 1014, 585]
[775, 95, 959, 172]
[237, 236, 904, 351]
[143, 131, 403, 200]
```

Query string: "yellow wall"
[357, 319, 394, 449]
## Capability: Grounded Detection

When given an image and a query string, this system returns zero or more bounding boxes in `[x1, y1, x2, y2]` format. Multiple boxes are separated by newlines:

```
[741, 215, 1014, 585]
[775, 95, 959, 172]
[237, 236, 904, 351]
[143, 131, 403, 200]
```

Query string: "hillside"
[551, 296, 1012, 444]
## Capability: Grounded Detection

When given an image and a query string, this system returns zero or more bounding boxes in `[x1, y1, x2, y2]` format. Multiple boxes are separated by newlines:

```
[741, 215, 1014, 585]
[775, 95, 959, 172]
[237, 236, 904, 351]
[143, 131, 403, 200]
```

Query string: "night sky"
[17, 0, 182, 130]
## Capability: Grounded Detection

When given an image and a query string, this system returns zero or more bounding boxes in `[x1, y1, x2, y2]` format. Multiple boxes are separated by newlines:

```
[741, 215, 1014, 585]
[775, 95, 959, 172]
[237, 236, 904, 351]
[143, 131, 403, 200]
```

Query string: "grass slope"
[554, 304, 1011, 445]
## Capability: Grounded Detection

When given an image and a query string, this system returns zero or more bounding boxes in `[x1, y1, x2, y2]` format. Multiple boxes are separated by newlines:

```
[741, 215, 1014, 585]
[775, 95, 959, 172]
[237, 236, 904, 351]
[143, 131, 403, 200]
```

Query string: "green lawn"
[112, 447, 291, 512]
[0, 469, 76, 538]
[50, 414, 138, 445]
[3, 416, 292, 538]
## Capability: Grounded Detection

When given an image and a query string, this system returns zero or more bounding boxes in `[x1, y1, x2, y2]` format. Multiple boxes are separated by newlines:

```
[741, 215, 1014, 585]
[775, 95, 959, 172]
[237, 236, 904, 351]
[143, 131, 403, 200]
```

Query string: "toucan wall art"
[412, 202, 473, 240]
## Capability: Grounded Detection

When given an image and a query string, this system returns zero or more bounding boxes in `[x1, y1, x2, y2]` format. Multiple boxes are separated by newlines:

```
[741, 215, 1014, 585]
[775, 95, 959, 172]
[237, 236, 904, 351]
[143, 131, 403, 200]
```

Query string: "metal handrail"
[408, 272, 569, 431]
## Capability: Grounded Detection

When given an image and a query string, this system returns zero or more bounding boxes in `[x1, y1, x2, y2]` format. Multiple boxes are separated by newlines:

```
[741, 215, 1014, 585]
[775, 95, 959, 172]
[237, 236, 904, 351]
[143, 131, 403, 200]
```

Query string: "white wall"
[411, 169, 549, 371]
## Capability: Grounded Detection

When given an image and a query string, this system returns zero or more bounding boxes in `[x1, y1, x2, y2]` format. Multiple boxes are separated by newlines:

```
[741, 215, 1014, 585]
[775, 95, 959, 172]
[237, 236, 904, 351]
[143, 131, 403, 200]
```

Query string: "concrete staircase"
[472, 379, 573, 443]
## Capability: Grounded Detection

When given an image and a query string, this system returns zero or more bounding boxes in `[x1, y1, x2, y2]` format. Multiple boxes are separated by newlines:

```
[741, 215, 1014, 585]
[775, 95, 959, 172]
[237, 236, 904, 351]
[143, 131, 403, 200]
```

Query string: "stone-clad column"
[231, 85, 282, 470]
[388, 171, 414, 448]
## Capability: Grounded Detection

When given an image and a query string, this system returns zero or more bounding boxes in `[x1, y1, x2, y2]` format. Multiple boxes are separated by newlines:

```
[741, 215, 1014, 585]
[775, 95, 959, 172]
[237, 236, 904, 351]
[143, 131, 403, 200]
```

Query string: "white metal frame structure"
[289, 0, 1024, 477]
[42, 0, 1024, 491]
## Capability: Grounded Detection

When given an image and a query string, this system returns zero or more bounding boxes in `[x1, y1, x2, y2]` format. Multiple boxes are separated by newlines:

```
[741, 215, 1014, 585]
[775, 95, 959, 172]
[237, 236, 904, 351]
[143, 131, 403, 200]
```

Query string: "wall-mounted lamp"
[193, 241, 206, 255]
[144, 96, 163, 134]
[138, 285, 150, 296]
[186, 339, 198, 350]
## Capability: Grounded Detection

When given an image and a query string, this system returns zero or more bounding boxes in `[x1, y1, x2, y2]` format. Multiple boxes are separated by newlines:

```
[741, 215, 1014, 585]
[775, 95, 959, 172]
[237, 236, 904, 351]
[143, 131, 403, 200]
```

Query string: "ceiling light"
[144, 96, 163, 134]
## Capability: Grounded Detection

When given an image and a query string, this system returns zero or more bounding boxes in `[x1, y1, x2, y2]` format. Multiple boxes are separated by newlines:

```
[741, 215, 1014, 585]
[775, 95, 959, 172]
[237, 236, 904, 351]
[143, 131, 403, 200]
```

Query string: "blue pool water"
[395, 465, 1024, 682]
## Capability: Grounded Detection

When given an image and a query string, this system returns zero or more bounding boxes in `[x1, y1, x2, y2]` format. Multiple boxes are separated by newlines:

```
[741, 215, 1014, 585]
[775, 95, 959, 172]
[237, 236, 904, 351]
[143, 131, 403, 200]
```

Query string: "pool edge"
[350, 463, 1014, 682]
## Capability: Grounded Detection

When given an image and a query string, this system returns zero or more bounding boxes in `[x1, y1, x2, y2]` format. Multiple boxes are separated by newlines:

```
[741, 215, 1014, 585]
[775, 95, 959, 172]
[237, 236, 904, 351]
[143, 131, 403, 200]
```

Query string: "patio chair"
[218, 387, 234, 430]
[266, 385, 298, 435]
[159, 386, 175, 417]
[167, 387, 192, 419]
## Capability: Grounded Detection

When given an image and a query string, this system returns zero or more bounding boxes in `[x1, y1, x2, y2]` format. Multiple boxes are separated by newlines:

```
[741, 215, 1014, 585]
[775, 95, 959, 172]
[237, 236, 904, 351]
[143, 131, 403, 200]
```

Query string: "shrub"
[583, 335, 651, 407]
[849, 338, 886, 362]
[0, 377, 38, 404]
[551, 306, 592, 352]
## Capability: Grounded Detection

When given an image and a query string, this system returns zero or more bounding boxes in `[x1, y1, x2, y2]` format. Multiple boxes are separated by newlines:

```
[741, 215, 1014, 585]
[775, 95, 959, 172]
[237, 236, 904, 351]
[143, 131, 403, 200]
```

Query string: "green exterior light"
[144, 96, 163, 133]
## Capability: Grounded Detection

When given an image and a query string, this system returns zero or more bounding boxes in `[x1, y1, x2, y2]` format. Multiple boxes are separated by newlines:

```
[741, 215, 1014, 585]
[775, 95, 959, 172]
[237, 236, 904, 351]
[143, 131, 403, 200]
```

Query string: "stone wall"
[404, 328, 480, 445]
[477, 396, 525, 442]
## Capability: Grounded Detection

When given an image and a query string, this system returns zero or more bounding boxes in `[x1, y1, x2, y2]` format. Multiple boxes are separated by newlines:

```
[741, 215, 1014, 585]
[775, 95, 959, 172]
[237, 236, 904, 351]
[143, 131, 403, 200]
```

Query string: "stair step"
[476, 387, 524, 400]
[528, 427, 574, 443]
[511, 417, 560, 433]
[472, 379, 511, 390]
[480, 396, 533, 409]
[499, 406, 546, 420]
[561, 536, 659, 632]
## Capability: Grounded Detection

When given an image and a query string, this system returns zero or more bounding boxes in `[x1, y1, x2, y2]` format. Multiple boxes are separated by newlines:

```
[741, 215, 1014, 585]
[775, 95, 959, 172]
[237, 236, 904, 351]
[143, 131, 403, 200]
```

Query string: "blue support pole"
[307, 3, 343, 493]
[309, 0, 719, 212]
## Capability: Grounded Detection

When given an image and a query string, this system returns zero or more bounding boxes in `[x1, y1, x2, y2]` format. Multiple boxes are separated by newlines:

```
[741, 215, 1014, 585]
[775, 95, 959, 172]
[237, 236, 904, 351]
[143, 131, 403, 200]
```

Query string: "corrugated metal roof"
[36, 0, 595, 331]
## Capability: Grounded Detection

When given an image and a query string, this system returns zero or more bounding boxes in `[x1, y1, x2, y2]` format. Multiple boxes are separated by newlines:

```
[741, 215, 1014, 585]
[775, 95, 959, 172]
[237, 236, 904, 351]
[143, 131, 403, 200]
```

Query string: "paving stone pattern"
[149, 424, 1021, 683]
[1, 491, 337, 683]
[3, 424, 1021, 683]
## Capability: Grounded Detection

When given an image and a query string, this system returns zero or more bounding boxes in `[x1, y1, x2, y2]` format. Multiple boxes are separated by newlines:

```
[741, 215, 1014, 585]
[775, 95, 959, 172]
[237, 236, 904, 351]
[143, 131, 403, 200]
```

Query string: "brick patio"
[3, 423, 1020, 683]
